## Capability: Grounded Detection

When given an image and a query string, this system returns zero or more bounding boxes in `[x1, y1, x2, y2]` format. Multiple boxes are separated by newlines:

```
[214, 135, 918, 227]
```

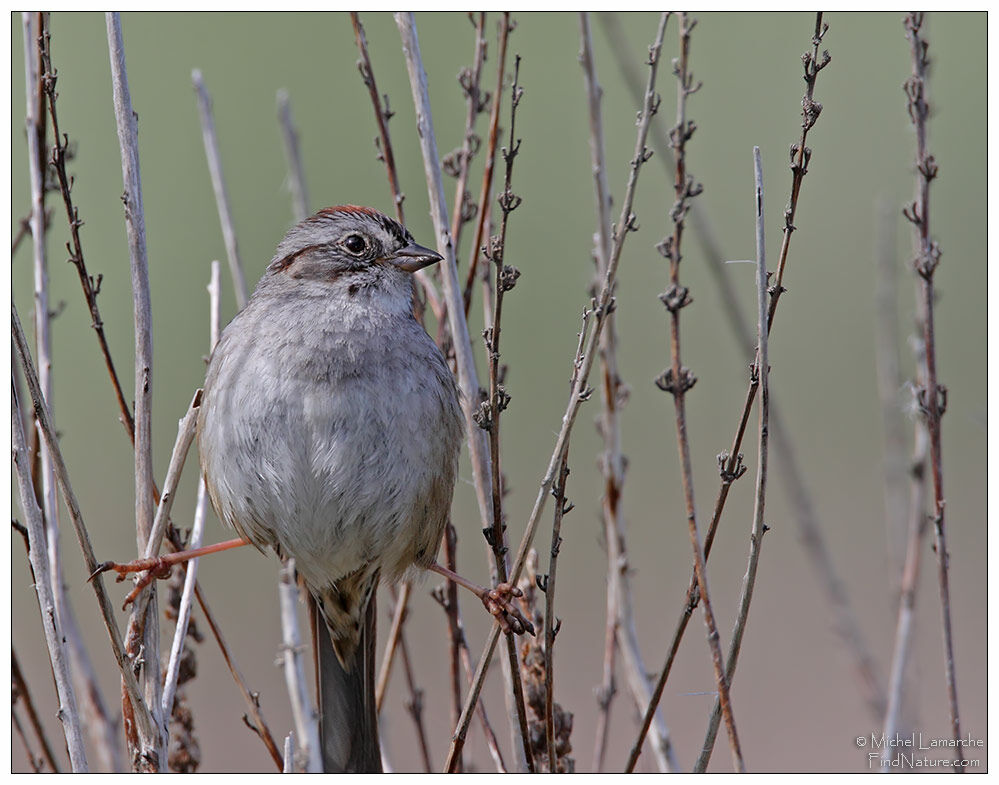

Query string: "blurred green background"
[11, 12, 986, 773]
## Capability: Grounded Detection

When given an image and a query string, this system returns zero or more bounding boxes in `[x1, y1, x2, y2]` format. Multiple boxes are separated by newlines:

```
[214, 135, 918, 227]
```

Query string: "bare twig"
[192, 68, 248, 309]
[394, 12, 530, 770]
[106, 14, 167, 768]
[463, 13, 510, 317]
[350, 12, 442, 323]
[40, 13, 134, 441]
[278, 559, 321, 773]
[600, 10, 885, 723]
[12, 648, 61, 773]
[578, 13, 676, 772]
[881, 350, 931, 769]
[628, 15, 837, 770]
[162, 262, 219, 720]
[480, 51, 534, 773]
[277, 89, 309, 222]
[901, 12, 961, 766]
[11, 394, 87, 771]
[13, 300, 157, 765]
[443, 15, 670, 772]
[649, 15, 743, 772]
[26, 13, 122, 772]
[194, 582, 284, 770]
[692, 147, 770, 772]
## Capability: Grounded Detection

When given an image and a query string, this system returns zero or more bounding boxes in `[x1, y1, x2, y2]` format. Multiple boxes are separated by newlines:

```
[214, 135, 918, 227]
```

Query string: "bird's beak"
[387, 242, 443, 273]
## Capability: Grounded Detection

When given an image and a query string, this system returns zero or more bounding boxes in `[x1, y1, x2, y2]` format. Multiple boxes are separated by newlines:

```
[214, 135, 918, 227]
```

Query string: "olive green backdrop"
[11, 12, 986, 773]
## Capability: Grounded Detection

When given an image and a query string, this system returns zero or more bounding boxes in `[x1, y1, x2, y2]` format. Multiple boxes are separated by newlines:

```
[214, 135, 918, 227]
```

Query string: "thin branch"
[578, 12, 676, 772]
[278, 559, 322, 773]
[627, 15, 837, 770]
[443, 15, 670, 771]
[40, 14, 135, 445]
[691, 147, 770, 772]
[191, 68, 248, 309]
[193, 582, 284, 770]
[394, 12, 529, 770]
[276, 89, 309, 222]
[902, 12, 961, 766]
[106, 14, 167, 768]
[463, 13, 510, 317]
[11, 394, 87, 771]
[162, 261, 220, 719]
[649, 14, 743, 772]
[13, 299, 158, 764]
[350, 12, 442, 323]
[599, 9, 885, 723]
[12, 648, 61, 773]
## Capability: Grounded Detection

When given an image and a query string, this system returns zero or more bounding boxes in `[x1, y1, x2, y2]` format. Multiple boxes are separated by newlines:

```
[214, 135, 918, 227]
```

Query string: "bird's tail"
[312, 592, 381, 773]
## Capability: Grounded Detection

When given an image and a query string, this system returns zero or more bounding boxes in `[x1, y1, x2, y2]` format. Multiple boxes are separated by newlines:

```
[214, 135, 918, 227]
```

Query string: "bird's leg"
[427, 562, 535, 636]
[90, 538, 250, 609]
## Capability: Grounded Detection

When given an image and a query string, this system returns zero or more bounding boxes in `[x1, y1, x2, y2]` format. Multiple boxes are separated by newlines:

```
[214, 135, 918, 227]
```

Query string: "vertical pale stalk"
[192, 68, 249, 308]
[901, 12, 961, 766]
[106, 11, 167, 768]
[279, 560, 322, 773]
[12, 392, 88, 771]
[443, 15, 671, 772]
[578, 12, 676, 772]
[394, 12, 527, 770]
[277, 89, 309, 222]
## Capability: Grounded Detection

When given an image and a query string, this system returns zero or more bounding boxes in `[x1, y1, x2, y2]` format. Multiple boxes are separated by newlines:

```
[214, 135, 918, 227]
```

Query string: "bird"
[196, 206, 464, 772]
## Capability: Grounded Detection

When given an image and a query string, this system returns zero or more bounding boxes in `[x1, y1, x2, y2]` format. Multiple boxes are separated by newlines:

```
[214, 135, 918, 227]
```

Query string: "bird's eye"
[343, 234, 368, 255]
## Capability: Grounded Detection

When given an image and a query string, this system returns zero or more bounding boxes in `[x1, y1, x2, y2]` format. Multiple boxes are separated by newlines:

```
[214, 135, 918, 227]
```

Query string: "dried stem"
[394, 11, 529, 770]
[881, 359, 931, 769]
[278, 559, 322, 773]
[162, 261, 220, 721]
[579, 12, 677, 772]
[191, 68, 249, 309]
[600, 10, 885, 723]
[627, 14, 834, 770]
[475, 51, 535, 774]
[692, 147, 770, 772]
[648, 14, 744, 772]
[193, 582, 284, 769]
[12, 648, 61, 773]
[11, 388, 87, 771]
[542, 451, 572, 770]
[443, 15, 670, 772]
[27, 13, 121, 772]
[350, 12, 442, 323]
[463, 13, 510, 316]
[12, 301, 157, 762]
[107, 13, 167, 767]
[277, 89, 310, 222]
[39, 14, 134, 441]
[902, 12, 961, 766]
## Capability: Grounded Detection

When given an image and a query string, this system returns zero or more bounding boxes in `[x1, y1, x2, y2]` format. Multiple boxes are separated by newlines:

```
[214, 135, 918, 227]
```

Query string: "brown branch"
[902, 12, 961, 767]
[39, 13, 135, 441]
[475, 51, 534, 774]
[600, 9, 885, 726]
[351, 11, 442, 324]
[444, 15, 670, 770]
[193, 583, 284, 770]
[13, 642, 63, 772]
[649, 13, 744, 773]
[462, 13, 511, 317]
[627, 15, 834, 770]
[578, 12, 677, 772]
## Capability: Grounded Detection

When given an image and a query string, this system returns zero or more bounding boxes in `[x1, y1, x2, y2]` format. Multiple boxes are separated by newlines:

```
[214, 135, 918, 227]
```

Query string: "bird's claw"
[483, 582, 535, 636]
